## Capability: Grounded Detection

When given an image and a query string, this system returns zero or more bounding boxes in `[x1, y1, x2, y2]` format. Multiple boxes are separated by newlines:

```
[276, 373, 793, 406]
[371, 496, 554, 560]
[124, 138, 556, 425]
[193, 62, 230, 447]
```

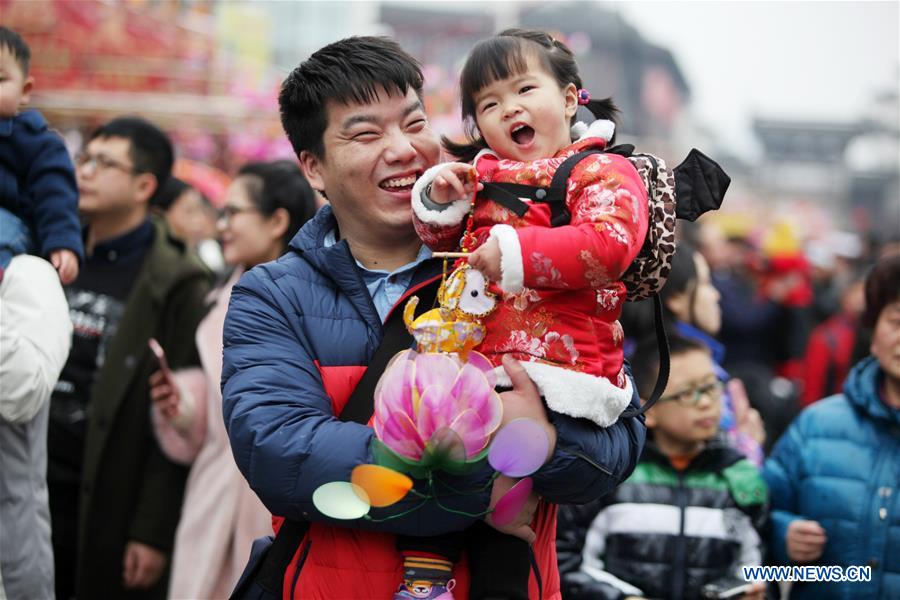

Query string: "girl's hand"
[427, 162, 481, 204]
[468, 237, 502, 282]
[149, 369, 180, 420]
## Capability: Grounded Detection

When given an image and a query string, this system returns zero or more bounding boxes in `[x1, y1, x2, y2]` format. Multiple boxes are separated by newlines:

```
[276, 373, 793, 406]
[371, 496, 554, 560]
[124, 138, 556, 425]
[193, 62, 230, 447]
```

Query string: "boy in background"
[0, 26, 81, 283]
[558, 335, 768, 600]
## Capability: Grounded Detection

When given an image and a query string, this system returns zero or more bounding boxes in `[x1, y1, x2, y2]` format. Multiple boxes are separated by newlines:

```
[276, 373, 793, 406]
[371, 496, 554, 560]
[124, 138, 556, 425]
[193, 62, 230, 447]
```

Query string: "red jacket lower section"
[277, 362, 562, 598]
[276, 502, 561, 600]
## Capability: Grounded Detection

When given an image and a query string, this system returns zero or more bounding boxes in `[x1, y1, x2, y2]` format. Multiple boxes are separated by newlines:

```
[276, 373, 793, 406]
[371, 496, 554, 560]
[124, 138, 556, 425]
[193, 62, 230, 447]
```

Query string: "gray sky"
[614, 1, 899, 157]
[397, 0, 898, 157]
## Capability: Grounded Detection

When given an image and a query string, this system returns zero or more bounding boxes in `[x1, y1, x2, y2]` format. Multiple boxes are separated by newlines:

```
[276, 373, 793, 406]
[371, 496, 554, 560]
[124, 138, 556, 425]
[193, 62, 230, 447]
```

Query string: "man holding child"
[221, 36, 647, 599]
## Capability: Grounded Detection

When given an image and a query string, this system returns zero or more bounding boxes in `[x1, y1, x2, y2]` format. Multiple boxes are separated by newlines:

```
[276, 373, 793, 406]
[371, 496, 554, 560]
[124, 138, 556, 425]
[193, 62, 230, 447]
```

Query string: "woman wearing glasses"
[623, 242, 767, 466]
[147, 161, 318, 599]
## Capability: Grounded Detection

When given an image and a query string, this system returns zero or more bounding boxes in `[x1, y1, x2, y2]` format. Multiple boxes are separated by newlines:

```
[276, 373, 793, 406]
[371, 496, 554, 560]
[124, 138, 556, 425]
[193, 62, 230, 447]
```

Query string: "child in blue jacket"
[0, 26, 81, 283]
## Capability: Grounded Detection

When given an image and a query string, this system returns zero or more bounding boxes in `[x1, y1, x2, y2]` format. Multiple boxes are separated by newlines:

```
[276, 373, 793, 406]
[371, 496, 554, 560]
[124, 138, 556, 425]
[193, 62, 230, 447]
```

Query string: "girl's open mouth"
[511, 124, 535, 145]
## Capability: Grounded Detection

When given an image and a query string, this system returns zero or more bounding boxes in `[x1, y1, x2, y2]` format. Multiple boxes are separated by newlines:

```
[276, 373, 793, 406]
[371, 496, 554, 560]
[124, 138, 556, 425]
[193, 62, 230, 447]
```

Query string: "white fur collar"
[571, 119, 616, 143]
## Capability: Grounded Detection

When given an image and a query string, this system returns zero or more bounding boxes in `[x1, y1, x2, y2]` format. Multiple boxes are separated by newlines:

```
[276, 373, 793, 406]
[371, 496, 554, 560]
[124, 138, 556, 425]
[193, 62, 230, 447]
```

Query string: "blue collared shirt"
[324, 230, 432, 323]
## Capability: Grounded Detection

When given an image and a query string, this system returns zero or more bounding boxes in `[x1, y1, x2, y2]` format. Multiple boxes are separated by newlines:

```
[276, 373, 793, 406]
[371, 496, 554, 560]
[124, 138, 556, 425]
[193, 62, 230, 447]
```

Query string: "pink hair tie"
[577, 89, 591, 105]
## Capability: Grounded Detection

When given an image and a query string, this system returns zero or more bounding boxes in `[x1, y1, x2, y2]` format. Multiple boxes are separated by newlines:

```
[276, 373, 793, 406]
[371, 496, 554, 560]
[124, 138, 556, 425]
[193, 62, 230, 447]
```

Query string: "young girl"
[398, 29, 650, 599]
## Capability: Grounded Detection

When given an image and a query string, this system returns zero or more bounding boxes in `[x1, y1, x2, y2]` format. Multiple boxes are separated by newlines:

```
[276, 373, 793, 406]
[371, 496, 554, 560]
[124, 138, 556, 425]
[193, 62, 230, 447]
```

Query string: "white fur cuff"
[493, 361, 633, 427]
[489, 224, 524, 294]
[411, 163, 471, 226]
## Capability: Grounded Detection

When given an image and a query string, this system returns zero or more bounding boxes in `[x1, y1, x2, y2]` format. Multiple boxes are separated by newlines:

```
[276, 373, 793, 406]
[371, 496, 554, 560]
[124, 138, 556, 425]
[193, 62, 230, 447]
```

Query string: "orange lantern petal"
[351, 464, 414, 508]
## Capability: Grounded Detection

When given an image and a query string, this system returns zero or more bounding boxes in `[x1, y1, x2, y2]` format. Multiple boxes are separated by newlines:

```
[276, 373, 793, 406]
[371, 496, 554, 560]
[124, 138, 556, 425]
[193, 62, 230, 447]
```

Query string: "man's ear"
[20, 76, 34, 107]
[133, 173, 158, 206]
[298, 150, 326, 195]
[563, 82, 578, 121]
[643, 404, 657, 429]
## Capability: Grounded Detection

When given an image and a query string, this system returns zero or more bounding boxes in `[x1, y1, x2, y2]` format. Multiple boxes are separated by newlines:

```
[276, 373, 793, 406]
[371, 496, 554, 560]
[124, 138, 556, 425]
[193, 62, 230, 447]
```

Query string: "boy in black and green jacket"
[558, 336, 769, 600]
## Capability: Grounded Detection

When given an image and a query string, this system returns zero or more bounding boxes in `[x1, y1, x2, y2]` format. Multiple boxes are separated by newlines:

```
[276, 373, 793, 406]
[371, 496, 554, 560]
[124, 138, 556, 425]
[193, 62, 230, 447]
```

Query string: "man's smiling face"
[300, 87, 440, 241]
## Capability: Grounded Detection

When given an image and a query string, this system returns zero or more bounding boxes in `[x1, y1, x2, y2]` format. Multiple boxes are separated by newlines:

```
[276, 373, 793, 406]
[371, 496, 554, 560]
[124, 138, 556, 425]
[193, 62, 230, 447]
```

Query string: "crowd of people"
[0, 23, 897, 600]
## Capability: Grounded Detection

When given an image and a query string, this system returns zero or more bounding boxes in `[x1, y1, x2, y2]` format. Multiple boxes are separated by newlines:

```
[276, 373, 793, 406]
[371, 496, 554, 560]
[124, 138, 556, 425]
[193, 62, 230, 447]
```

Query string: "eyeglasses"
[219, 205, 260, 221]
[659, 379, 724, 407]
[75, 152, 136, 174]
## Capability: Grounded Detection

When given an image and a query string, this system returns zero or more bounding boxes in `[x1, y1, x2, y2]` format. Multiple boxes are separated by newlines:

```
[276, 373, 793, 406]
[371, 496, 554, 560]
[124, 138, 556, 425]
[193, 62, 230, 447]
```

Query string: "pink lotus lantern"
[372, 349, 503, 468]
[312, 264, 549, 525]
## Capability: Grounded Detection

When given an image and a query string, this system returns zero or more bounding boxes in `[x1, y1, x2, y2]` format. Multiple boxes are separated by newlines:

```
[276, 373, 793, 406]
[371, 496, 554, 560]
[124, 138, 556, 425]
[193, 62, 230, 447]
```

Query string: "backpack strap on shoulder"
[620, 292, 670, 418]
[340, 278, 440, 424]
[477, 182, 538, 218]
[541, 149, 601, 226]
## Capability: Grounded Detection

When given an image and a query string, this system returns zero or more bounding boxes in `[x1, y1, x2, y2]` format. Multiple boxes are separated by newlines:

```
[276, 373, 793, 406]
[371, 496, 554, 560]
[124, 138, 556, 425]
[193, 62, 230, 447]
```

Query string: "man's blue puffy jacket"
[220, 206, 646, 596]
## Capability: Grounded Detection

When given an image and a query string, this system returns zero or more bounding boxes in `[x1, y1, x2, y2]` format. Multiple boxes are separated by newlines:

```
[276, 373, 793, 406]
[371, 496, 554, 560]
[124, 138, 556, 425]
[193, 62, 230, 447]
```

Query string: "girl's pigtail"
[442, 134, 489, 164]
[584, 97, 619, 123]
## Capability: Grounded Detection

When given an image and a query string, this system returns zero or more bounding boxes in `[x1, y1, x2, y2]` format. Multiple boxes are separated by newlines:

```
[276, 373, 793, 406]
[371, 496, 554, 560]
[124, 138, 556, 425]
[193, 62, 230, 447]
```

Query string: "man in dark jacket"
[47, 117, 210, 600]
[221, 36, 646, 599]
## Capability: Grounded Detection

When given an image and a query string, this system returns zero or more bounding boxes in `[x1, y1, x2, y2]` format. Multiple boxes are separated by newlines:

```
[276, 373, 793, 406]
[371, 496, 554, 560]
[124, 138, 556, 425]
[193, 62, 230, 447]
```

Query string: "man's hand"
[50, 249, 79, 285]
[149, 369, 181, 420]
[484, 474, 538, 543]
[498, 354, 557, 462]
[786, 519, 827, 564]
[427, 162, 481, 204]
[468, 237, 502, 283]
[122, 541, 167, 589]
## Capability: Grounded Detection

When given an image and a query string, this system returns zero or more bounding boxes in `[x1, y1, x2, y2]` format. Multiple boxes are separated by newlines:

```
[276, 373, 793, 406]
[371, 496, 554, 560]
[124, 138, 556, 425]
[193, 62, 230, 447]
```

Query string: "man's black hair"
[89, 116, 174, 201]
[237, 160, 318, 248]
[0, 26, 31, 75]
[151, 176, 191, 211]
[863, 252, 900, 328]
[279, 36, 424, 160]
[630, 334, 709, 400]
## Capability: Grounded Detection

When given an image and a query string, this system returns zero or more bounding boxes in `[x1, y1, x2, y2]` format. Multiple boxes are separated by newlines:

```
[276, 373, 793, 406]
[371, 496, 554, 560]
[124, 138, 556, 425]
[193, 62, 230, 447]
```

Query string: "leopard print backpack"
[616, 149, 677, 301]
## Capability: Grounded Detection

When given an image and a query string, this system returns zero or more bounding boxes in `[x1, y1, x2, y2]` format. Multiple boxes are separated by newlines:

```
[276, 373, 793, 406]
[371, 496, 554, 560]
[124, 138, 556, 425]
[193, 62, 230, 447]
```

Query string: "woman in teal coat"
[763, 253, 900, 599]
